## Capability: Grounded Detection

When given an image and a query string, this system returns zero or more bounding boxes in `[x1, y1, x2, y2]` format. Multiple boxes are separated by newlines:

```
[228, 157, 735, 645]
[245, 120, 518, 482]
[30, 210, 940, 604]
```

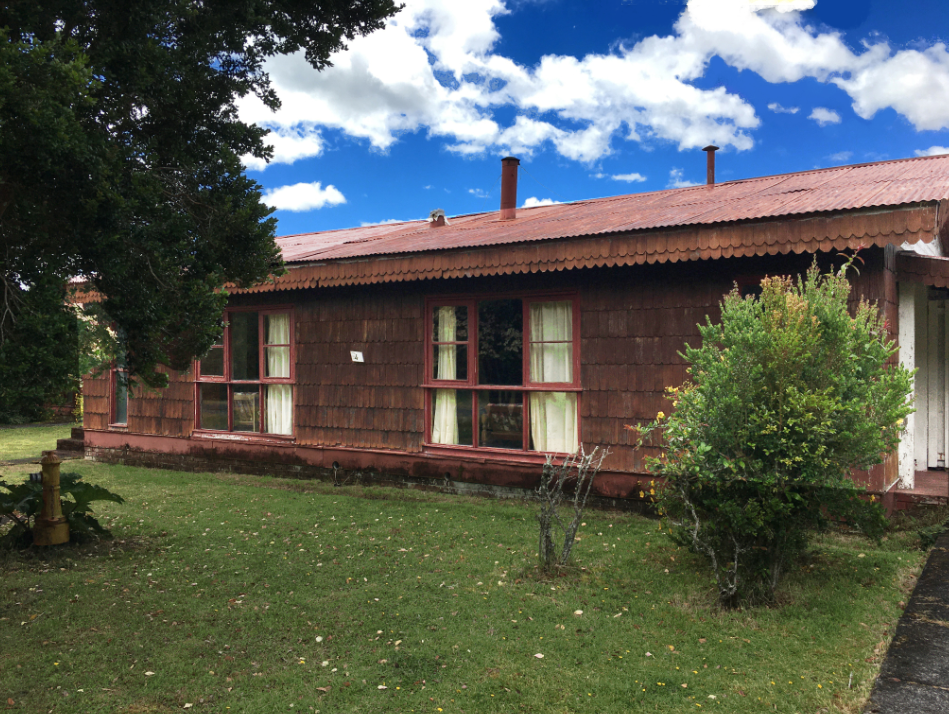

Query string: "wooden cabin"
[82, 154, 949, 511]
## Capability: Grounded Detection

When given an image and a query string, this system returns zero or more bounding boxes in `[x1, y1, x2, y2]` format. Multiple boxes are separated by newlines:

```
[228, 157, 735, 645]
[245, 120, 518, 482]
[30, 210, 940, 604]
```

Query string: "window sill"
[421, 383, 581, 391]
[108, 423, 129, 432]
[192, 430, 296, 446]
[423, 442, 573, 465]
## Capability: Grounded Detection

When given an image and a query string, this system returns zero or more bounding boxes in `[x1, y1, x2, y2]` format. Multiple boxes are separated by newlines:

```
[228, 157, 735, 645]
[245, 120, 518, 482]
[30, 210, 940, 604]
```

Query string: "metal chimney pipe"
[500, 157, 520, 220]
[703, 145, 719, 185]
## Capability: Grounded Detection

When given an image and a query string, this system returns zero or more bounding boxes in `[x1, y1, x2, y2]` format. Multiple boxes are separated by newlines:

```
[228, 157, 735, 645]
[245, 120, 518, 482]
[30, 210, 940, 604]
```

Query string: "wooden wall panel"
[82, 365, 194, 436]
[127, 366, 195, 437]
[294, 286, 425, 452]
[82, 373, 109, 431]
[84, 248, 894, 483]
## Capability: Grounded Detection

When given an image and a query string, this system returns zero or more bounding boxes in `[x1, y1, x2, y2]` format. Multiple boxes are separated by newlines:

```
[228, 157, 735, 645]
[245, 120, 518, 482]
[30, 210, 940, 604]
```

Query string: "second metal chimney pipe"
[500, 157, 520, 220]
[703, 145, 719, 185]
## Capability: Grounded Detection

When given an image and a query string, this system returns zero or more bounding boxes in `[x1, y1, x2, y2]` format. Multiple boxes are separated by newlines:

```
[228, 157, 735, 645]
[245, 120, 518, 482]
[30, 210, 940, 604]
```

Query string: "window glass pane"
[265, 314, 290, 344]
[529, 392, 578, 453]
[478, 390, 523, 449]
[265, 346, 290, 378]
[265, 384, 293, 435]
[113, 372, 128, 424]
[432, 344, 467, 381]
[201, 346, 224, 377]
[232, 385, 260, 432]
[199, 383, 228, 430]
[230, 312, 260, 380]
[478, 299, 522, 385]
[431, 389, 473, 445]
[529, 301, 573, 383]
[433, 305, 468, 343]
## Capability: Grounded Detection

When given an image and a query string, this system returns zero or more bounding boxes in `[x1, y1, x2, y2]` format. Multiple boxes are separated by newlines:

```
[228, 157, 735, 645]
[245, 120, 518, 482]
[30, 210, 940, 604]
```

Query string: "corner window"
[425, 295, 579, 453]
[196, 308, 294, 436]
[110, 350, 128, 427]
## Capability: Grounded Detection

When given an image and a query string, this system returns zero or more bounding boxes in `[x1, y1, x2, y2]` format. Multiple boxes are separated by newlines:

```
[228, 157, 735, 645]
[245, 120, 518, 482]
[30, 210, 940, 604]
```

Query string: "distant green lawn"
[0, 424, 72, 462]
[0, 462, 925, 713]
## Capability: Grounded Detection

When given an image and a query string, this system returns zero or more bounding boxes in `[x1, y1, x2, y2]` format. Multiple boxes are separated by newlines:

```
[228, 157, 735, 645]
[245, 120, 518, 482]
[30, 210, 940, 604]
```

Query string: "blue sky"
[238, 0, 949, 237]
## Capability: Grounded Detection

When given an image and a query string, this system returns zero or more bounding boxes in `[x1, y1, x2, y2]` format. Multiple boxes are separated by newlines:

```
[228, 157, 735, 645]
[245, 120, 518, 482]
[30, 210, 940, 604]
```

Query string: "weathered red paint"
[83, 428, 657, 498]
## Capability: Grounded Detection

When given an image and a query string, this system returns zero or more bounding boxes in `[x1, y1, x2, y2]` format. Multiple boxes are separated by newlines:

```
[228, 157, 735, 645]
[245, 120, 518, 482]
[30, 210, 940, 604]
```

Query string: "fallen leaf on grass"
[534, 654, 544, 659]
[144, 672, 155, 676]
[316, 687, 330, 693]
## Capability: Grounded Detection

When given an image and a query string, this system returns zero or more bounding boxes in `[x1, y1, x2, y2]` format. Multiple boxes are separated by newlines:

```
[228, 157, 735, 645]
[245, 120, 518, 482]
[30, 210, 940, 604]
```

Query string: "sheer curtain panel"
[432, 306, 459, 444]
[529, 301, 577, 453]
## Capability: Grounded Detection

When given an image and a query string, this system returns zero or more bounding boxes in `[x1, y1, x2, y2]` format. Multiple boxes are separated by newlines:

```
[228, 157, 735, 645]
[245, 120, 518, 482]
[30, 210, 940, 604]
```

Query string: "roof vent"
[429, 208, 449, 227]
[703, 145, 719, 185]
[500, 157, 520, 220]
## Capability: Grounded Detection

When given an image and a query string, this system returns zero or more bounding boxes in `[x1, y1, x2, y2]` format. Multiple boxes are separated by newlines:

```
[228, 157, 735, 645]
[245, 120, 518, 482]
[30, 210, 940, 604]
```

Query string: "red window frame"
[194, 306, 295, 438]
[422, 290, 581, 455]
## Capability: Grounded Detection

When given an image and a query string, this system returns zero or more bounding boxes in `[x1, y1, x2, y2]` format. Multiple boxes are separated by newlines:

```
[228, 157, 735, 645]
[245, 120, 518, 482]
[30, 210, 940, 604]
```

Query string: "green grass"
[0, 462, 926, 713]
[0, 424, 73, 462]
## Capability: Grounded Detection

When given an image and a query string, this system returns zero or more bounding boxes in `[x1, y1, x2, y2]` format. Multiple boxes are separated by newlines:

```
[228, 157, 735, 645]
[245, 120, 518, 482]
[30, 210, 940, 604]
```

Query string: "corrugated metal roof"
[277, 154, 949, 265]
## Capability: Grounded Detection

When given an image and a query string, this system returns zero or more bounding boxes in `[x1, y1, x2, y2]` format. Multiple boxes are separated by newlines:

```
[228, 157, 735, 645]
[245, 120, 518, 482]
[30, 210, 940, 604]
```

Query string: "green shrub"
[0, 472, 124, 547]
[639, 260, 913, 607]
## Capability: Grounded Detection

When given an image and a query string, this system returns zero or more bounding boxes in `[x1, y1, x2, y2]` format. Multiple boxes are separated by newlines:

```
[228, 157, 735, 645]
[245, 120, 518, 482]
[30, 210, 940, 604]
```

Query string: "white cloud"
[916, 146, 949, 157]
[809, 107, 841, 126]
[829, 150, 853, 162]
[239, 0, 949, 170]
[522, 197, 561, 208]
[749, 0, 816, 11]
[834, 44, 949, 131]
[263, 182, 346, 212]
[468, 188, 490, 198]
[243, 126, 324, 170]
[668, 168, 701, 188]
[767, 102, 799, 114]
[611, 172, 648, 183]
[360, 218, 408, 226]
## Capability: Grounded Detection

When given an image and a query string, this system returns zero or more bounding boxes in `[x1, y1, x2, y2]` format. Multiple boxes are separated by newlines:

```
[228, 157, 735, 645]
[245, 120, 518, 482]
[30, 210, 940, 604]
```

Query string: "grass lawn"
[0, 461, 926, 713]
[0, 424, 74, 462]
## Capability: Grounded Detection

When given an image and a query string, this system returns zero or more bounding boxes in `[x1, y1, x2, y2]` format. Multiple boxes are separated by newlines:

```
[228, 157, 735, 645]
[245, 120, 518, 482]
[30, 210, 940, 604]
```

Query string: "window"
[195, 308, 294, 436]
[425, 294, 579, 454]
[110, 349, 128, 427]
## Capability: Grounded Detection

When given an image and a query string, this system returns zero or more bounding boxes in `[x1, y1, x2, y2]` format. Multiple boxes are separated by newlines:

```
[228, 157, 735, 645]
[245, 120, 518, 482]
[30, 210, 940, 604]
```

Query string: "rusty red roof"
[277, 154, 949, 265]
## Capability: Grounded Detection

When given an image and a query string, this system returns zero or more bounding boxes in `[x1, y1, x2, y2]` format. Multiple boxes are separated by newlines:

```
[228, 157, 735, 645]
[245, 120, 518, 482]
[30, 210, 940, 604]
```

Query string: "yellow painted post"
[34, 452, 69, 546]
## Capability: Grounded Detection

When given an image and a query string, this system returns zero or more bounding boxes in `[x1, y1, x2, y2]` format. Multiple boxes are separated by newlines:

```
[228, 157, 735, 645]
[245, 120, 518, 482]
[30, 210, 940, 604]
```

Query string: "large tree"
[0, 1, 399, 396]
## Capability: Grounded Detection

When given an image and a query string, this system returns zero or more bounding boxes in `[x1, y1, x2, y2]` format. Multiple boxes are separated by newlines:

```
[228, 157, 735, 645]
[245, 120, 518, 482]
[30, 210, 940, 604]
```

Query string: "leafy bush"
[0, 472, 124, 547]
[637, 261, 913, 606]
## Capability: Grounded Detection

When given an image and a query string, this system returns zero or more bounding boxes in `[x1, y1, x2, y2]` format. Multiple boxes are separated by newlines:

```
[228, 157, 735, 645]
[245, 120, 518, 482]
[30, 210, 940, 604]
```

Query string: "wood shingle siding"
[294, 287, 424, 453]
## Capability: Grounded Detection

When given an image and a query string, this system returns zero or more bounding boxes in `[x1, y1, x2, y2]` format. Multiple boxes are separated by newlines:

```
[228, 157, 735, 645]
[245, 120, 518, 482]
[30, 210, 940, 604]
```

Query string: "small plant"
[535, 445, 608, 573]
[0, 472, 124, 547]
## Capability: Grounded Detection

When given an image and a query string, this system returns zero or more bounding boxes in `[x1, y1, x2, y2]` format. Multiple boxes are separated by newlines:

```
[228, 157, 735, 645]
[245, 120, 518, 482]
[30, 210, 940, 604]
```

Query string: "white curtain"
[529, 301, 577, 453]
[264, 314, 292, 434]
[266, 385, 293, 435]
[266, 314, 290, 378]
[432, 306, 459, 444]
[529, 301, 572, 383]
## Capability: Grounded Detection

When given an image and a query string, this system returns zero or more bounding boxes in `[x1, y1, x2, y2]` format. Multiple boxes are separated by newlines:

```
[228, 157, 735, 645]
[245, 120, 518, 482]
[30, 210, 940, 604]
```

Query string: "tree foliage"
[638, 261, 914, 606]
[0, 0, 400, 396]
[0, 276, 78, 423]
